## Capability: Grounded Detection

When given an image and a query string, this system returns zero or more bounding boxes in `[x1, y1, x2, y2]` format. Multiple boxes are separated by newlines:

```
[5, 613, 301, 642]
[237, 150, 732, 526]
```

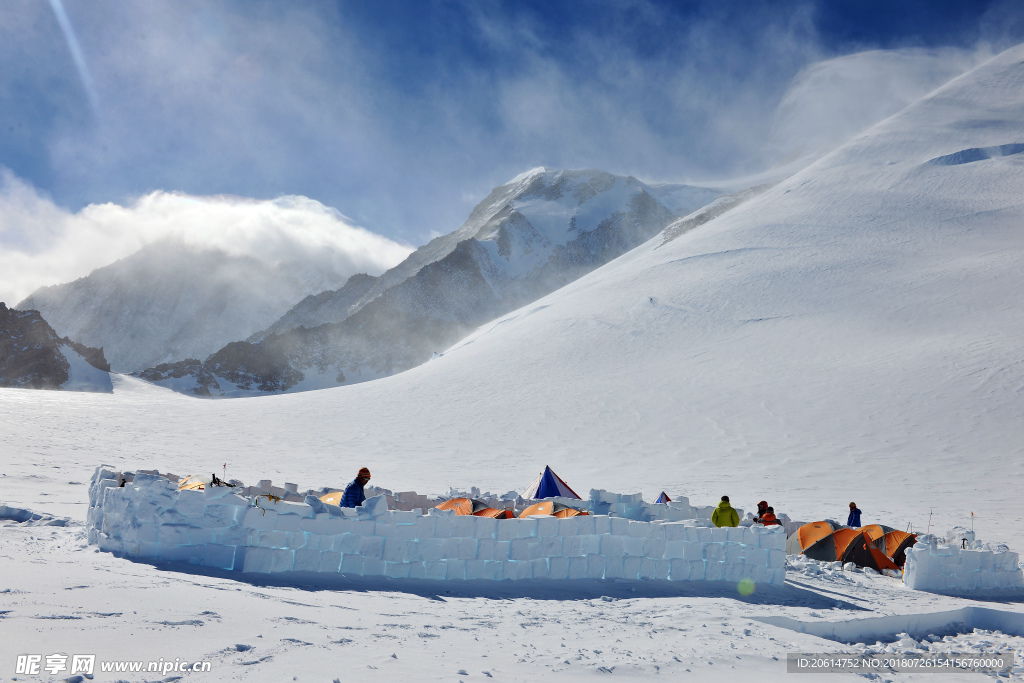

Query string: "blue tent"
[520, 466, 581, 500]
[655, 492, 671, 504]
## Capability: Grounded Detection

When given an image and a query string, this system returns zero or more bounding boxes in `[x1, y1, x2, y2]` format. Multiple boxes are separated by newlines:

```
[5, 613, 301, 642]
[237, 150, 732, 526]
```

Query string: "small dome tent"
[858, 524, 896, 541]
[320, 491, 344, 505]
[519, 500, 590, 518]
[802, 527, 862, 563]
[655, 492, 671, 504]
[842, 530, 901, 572]
[879, 529, 918, 567]
[434, 498, 492, 515]
[178, 474, 212, 491]
[520, 466, 581, 500]
[473, 507, 517, 519]
[786, 521, 839, 556]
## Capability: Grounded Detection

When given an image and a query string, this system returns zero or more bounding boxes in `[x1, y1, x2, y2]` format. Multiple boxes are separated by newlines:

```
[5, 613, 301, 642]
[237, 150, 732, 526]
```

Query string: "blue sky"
[1, 0, 1022, 247]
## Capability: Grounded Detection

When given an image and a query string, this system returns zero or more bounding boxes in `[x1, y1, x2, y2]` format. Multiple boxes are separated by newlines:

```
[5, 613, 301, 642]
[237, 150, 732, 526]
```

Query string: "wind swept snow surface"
[4, 46, 1024, 681]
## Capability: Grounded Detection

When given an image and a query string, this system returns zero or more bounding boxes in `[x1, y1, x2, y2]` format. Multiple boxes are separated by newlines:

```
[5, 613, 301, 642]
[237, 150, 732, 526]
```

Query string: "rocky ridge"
[0, 302, 111, 391]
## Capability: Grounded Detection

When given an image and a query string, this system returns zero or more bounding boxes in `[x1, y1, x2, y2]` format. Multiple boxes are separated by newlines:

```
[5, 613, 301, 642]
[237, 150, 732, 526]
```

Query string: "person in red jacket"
[755, 500, 769, 522]
[759, 506, 782, 526]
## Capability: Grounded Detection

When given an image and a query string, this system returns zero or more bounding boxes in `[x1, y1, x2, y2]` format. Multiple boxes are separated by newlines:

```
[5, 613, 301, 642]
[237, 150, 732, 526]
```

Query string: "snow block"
[362, 557, 385, 576]
[357, 535, 385, 559]
[586, 554, 605, 579]
[516, 518, 539, 538]
[451, 515, 477, 537]
[275, 514, 302, 532]
[374, 521, 398, 538]
[383, 538, 407, 563]
[474, 517, 498, 539]
[638, 557, 657, 580]
[362, 495, 389, 518]
[293, 549, 321, 573]
[242, 508, 277, 531]
[340, 554, 364, 576]
[476, 538, 496, 561]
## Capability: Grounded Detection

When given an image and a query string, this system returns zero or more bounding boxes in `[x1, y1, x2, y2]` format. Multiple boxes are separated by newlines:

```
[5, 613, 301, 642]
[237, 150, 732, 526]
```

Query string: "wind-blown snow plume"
[767, 48, 986, 162]
[0, 170, 413, 306]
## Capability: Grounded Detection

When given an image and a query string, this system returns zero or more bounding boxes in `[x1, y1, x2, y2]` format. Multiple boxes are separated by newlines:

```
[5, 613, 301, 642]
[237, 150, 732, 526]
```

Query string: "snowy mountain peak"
[508, 166, 548, 184]
[140, 167, 725, 396]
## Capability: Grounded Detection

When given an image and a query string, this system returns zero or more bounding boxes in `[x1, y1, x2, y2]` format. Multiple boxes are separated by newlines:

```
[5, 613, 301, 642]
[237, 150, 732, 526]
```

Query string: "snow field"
[903, 535, 1024, 593]
[88, 468, 787, 585]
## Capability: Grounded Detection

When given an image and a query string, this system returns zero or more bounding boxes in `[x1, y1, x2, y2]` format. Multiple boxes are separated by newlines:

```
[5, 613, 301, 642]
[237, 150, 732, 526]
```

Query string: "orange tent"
[319, 491, 344, 505]
[786, 521, 838, 555]
[473, 507, 517, 519]
[803, 527, 862, 563]
[178, 474, 210, 491]
[843, 530, 900, 572]
[878, 529, 917, 567]
[435, 498, 492, 515]
[519, 500, 589, 518]
[859, 524, 895, 542]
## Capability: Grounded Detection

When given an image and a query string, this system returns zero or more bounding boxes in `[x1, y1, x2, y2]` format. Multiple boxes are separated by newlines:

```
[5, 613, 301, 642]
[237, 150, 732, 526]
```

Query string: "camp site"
[5, 5, 1024, 680]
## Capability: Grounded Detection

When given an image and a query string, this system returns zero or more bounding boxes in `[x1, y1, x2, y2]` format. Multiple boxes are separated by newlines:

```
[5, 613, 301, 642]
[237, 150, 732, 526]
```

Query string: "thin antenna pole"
[927, 509, 932, 535]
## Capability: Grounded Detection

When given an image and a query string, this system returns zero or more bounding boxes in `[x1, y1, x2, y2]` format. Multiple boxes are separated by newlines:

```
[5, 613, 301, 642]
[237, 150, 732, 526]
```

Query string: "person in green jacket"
[711, 495, 740, 527]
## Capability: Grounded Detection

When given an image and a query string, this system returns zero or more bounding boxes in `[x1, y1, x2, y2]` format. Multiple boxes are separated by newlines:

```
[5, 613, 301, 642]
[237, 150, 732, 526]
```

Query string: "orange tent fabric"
[843, 530, 900, 572]
[519, 500, 590, 518]
[178, 475, 210, 491]
[435, 498, 493, 515]
[880, 530, 917, 567]
[858, 524, 895, 542]
[473, 508, 517, 519]
[787, 521, 837, 555]
[319, 491, 343, 505]
[804, 527, 860, 562]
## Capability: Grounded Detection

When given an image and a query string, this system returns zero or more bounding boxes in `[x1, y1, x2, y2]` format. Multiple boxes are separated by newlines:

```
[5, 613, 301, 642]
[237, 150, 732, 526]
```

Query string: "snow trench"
[756, 606, 1024, 644]
[86, 468, 787, 585]
[0, 504, 71, 526]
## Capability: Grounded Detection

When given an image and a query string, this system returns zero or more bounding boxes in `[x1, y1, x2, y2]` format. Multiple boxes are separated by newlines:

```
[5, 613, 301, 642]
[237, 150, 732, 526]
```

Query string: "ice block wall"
[87, 468, 787, 584]
[903, 535, 1024, 592]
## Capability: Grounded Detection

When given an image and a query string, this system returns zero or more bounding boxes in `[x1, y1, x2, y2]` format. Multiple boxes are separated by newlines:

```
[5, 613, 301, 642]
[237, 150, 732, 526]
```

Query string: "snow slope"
[3, 44, 1024, 681]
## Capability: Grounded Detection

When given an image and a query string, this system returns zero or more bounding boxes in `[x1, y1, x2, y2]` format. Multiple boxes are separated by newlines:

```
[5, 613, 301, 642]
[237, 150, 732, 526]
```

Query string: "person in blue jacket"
[847, 501, 862, 527]
[340, 467, 371, 507]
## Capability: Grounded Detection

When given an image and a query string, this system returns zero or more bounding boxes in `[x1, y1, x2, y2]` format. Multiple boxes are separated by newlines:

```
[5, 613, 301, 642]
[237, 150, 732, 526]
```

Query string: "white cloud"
[0, 169, 413, 307]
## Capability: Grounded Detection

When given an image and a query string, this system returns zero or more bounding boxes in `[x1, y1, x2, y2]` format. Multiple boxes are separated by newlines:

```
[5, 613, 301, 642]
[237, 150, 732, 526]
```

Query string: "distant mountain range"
[0, 302, 112, 392]
[18, 239, 358, 373]
[134, 168, 721, 396]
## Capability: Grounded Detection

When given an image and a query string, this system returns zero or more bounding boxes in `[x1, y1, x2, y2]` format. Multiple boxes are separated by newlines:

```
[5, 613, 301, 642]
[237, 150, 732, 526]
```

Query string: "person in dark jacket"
[340, 467, 371, 508]
[847, 502, 862, 527]
[711, 495, 740, 527]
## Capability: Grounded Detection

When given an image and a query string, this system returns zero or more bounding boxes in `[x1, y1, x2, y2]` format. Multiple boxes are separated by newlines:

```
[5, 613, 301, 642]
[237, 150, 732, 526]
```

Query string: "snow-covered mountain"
[70, 43, 1024, 542]
[140, 169, 720, 395]
[17, 238, 364, 373]
[0, 302, 111, 392]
